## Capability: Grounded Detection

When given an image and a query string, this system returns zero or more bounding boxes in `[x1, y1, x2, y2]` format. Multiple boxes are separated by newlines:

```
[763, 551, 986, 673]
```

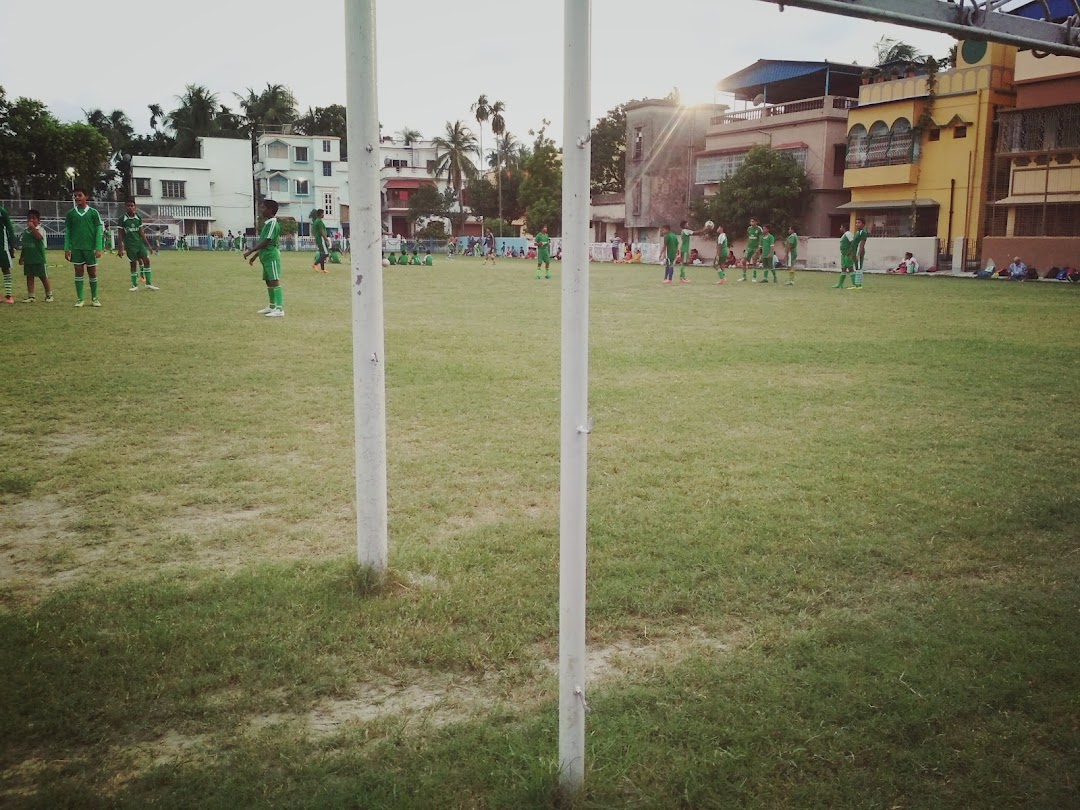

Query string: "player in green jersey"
[244, 199, 285, 317]
[784, 227, 799, 285]
[741, 217, 763, 282]
[535, 225, 552, 279]
[19, 209, 53, 302]
[0, 204, 16, 303]
[660, 224, 679, 284]
[677, 220, 697, 283]
[760, 225, 777, 283]
[850, 218, 869, 289]
[713, 225, 730, 284]
[835, 224, 857, 288]
[117, 200, 158, 291]
[64, 189, 104, 307]
[311, 209, 330, 273]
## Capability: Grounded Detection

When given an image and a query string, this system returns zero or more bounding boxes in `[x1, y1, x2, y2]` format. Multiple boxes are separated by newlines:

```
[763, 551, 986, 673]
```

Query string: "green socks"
[131, 271, 139, 287]
[273, 286, 283, 309]
[835, 274, 847, 288]
[89, 278, 98, 300]
[267, 286, 275, 306]
[75, 277, 85, 301]
[143, 268, 153, 286]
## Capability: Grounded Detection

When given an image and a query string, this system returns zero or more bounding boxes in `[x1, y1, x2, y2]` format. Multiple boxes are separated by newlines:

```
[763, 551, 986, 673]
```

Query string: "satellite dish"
[384, 158, 392, 166]
[752, 93, 766, 106]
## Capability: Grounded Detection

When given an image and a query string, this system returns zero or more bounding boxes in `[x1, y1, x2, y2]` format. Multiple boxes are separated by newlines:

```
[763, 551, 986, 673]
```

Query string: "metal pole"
[344, 0, 388, 573]
[559, 0, 591, 795]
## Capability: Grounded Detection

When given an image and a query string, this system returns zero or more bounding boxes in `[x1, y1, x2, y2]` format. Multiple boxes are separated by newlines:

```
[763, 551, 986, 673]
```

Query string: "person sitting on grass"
[1008, 256, 1028, 282]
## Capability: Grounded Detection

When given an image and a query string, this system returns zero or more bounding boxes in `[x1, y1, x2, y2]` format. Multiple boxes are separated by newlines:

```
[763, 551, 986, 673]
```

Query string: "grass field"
[1, 251, 1078, 808]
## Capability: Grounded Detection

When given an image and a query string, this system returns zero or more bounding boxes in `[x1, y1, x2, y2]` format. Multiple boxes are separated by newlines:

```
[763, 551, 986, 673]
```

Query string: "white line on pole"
[559, 0, 592, 794]
[344, 0, 388, 573]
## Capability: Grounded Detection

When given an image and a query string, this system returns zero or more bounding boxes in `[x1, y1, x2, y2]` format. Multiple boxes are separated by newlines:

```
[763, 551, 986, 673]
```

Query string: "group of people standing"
[657, 217, 803, 286]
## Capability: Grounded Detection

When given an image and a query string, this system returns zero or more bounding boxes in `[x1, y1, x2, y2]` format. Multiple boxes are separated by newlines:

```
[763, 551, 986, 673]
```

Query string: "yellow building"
[841, 41, 1016, 265]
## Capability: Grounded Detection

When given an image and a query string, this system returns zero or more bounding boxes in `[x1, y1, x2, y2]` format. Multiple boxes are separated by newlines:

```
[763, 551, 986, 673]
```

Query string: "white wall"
[201, 138, 255, 235]
[801, 236, 938, 273]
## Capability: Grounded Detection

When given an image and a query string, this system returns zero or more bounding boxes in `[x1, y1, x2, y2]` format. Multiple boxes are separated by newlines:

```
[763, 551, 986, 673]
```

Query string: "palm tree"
[148, 103, 164, 131]
[471, 94, 490, 175]
[397, 127, 422, 146]
[167, 84, 221, 156]
[236, 83, 298, 136]
[432, 120, 479, 234]
[489, 101, 507, 235]
[873, 36, 925, 66]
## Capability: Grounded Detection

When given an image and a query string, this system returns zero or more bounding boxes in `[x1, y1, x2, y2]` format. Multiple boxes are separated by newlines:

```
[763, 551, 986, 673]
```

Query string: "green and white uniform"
[312, 217, 329, 263]
[119, 213, 149, 260]
[744, 224, 762, 261]
[64, 205, 104, 265]
[536, 231, 551, 278]
[851, 226, 869, 287]
[20, 226, 48, 280]
[662, 230, 679, 281]
[679, 228, 693, 278]
[835, 229, 856, 288]
[0, 206, 14, 298]
[785, 232, 798, 284]
[714, 231, 729, 280]
[257, 216, 283, 312]
[761, 232, 777, 282]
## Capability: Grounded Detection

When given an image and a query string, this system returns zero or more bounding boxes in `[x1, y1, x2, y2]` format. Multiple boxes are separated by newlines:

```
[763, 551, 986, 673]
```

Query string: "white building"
[254, 133, 346, 236]
[377, 136, 454, 237]
[130, 137, 253, 237]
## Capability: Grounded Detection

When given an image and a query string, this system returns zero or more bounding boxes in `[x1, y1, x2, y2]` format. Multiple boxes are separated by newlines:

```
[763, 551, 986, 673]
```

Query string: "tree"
[873, 36, 925, 66]
[85, 108, 135, 199]
[590, 103, 626, 194]
[237, 83, 298, 133]
[489, 101, 507, 235]
[167, 84, 222, 156]
[471, 94, 490, 171]
[432, 120, 478, 233]
[294, 105, 348, 157]
[518, 123, 562, 234]
[397, 127, 422, 145]
[407, 183, 451, 223]
[691, 145, 811, 237]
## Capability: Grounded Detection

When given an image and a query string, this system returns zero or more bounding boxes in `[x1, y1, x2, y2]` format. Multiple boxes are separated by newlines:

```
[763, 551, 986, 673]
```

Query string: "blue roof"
[1008, 0, 1074, 22]
[718, 60, 863, 103]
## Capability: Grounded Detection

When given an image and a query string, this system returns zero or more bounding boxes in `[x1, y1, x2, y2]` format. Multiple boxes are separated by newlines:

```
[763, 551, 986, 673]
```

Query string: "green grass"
[1, 252, 1078, 808]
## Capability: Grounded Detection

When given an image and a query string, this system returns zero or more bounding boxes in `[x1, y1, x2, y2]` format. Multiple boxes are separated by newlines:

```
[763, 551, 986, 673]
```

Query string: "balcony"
[259, 157, 291, 173]
[709, 95, 858, 127]
[844, 163, 919, 188]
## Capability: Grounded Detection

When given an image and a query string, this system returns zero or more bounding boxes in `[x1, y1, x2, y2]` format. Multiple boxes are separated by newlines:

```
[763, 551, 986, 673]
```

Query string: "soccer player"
[760, 225, 777, 283]
[713, 224, 730, 284]
[851, 218, 869, 289]
[660, 224, 679, 284]
[483, 228, 497, 266]
[311, 209, 330, 273]
[741, 217, 763, 282]
[117, 200, 158, 291]
[243, 199, 285, 317]
[19, 209, 52, 302]
[535, 225, 552, 279]
[0, 203, 16, 304]
[784, 227, 799, 285]
[835, 223, 857, 288]
[64, 189, 104, 307]
[677, 220, 695, 283]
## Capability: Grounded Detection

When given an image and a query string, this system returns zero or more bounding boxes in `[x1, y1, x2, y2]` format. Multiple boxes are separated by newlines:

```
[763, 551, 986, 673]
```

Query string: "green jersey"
[0, 206, 14, 255]
[64, 205, 104, 251]
[746, 224, 763, 251]
[259, 216, 281, 254]
[312, 217, 328, 250]
[680, 228, 693, 254]
[839, 230, 855, 258]
[761, 233, 776, 258]
[786, 233, 798, 251]
[20, 225, 47, 265]
[852, 227, 869, 255]
[716, 232, 729, 258]
[536, 231, 551, 254]
[118, 213, 145, 250]
[663, 231, 679, 261]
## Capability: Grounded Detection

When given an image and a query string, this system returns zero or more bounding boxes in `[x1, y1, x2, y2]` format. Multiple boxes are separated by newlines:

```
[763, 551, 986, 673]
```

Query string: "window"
[323, 193, 335, 216]
[386, 158, 407, 169]
[161, 180, 186, 199]
[833, 144, 847, 176]
[633, 127, 643, 160]
[427, 159, 436, 171]
[954, 126, 967, 139]
[322, 139, 331, 153]
[134, 177, 152, 196]
[632, 182, 642, 215]
[322, 161, 333, 177]
[295, 180, 310, 196]
[845, 124, 869, 169]
[696, 152, 749, 184]
[928, 129, 941, 142]
[267, 141, 288, 159]
[887, 118, 913, 164]
[295, 146, 309, 162]
[866, 121, 890, 166]
[269, 175, 288, 193]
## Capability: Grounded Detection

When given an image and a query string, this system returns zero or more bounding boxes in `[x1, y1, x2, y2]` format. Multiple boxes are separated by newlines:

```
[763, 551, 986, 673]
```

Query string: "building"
[624, 100, 717, 241]
[841, 41, 1016, 266]
[378, 136, 455, 237]
[253, 133, 346, 236]
[701, 60, 862, 238]
[982, 44, 1080, 269]
[590, 193, 626, 243]
[130, 137, 253, 237]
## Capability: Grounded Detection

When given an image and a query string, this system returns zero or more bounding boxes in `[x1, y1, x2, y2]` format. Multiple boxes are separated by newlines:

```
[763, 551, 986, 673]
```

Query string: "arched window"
[269, 175, 289, 193]
[888, 118, 913, 164]
[866, 121, 890, 166]
[846, 124, 868, 169]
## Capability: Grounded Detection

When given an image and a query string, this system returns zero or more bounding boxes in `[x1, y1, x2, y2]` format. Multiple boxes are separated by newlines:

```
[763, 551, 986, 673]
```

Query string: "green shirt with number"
[118, 213, 146, 251]
[259, 217, 281, 260]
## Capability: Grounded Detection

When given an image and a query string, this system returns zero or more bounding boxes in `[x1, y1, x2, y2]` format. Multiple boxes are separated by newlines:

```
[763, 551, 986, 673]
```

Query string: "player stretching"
[535, 225, 552, 279]
[850, 218, 869, 289]
[714, 224, 729, 284]
[740, 216, 763, 281]
[118, 200, 158, 291]
[311, 209, 330, 273]
[784, 227, 799, 285]
[0, 203, 16, 303]
[244, 199, 285, 317]
[65, 189, 104, 307]
[760, 225, 777, 283]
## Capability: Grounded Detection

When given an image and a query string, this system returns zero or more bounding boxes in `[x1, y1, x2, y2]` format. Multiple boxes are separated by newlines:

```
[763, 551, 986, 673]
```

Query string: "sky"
[1, 0, 955, 149]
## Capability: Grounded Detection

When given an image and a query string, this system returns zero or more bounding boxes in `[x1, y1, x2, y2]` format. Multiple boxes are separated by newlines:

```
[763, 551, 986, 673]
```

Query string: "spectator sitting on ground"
[905, 252, 920, 274]
[1008, 256, 1027, 281]
[887, 259, 906, 274]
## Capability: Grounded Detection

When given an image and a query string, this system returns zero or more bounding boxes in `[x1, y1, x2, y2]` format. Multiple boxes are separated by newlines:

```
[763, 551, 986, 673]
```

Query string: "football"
[381, 258, 390, 267]
[704, 220, 715, 231]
